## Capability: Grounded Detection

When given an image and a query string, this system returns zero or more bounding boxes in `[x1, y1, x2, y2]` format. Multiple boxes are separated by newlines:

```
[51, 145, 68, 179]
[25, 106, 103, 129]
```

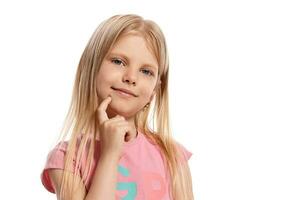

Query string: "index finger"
[97, 96, 112, 124]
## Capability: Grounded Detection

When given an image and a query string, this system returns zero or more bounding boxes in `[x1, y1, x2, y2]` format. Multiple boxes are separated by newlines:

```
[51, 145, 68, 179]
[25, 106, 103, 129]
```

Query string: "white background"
[0, 0, 299, 199]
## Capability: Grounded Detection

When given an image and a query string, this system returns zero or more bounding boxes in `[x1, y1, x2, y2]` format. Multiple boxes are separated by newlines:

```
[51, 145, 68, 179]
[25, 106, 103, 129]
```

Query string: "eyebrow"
[109, 52, 158, 70]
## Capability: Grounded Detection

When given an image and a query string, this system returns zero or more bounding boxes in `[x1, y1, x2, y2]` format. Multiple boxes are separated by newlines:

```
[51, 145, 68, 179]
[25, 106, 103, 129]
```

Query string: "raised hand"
[97, 96, 136, 157]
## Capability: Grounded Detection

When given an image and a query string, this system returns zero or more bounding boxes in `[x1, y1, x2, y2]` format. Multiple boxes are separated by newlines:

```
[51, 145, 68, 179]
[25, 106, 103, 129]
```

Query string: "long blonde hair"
[55, 14, 194, 199]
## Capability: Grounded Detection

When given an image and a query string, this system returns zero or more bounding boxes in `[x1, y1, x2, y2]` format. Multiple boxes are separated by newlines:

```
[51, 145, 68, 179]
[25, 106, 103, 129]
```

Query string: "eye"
[111, 58, 125, 66]
[141, 69, 154, 76]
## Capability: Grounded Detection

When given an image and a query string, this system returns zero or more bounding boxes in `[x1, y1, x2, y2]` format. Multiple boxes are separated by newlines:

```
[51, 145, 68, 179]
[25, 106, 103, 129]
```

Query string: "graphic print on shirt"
[116, 164, 137, 200]
[142, 172, 167, 199]
[116, 164, 167, 200]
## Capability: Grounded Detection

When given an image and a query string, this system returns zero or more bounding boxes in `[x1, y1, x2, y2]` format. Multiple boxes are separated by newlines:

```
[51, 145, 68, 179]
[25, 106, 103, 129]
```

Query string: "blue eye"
[141, 69, 154, 76]
[111, 58, 154, 76]
[111, 58, 124, 66]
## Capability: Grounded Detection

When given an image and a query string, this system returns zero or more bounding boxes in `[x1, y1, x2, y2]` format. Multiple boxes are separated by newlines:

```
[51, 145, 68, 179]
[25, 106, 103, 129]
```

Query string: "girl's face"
[96, 33, 159, 118]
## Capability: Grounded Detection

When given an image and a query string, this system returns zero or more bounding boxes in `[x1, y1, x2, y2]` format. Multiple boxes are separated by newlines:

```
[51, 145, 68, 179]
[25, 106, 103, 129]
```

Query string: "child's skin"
[95, 31, 160, 141]
[48, 32, 164, 200]
[85, 32, 161, 200]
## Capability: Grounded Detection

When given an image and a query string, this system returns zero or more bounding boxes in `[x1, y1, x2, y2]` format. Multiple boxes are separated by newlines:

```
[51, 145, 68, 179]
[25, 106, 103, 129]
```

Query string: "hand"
[97, 96, 136, 157]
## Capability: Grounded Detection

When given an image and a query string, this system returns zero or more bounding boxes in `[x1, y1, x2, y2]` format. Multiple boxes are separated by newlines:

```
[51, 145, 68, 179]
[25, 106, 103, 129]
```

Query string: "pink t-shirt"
[41, 130, 192, 199]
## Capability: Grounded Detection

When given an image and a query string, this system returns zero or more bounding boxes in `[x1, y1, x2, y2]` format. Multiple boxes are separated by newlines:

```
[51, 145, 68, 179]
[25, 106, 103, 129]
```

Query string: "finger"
[113, 114, 125, 120]
[112, 120, 130, 128]
[105, 115, 126, 124]
[97, 96, 112, 124]
[112, 121, 131, 132]
[108, 118, 136, 142]
[114, 122, 136, 142]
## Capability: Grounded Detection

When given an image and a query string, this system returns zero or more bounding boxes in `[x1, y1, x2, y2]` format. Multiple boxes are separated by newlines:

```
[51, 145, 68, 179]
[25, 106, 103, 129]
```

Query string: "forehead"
[108, 33, 159, 69]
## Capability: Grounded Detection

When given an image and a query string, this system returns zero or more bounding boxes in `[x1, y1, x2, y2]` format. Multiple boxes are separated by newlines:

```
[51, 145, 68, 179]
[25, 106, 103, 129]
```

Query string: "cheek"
[96, 69, 116, 98]
[139, 87, 154, 102]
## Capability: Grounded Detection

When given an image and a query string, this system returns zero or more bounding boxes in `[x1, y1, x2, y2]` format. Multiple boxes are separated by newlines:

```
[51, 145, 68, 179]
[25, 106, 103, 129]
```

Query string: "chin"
[107, 104, 135, 118]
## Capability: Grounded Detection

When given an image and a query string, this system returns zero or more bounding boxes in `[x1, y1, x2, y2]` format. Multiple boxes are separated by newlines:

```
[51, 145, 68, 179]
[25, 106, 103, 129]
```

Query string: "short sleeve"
[40, 142, 76, 193]
[176, 142, 193, 162]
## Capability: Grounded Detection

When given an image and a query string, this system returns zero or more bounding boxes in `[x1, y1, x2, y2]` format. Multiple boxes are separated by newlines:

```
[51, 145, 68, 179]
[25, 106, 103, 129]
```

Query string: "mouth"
[111, 87, 138, 97]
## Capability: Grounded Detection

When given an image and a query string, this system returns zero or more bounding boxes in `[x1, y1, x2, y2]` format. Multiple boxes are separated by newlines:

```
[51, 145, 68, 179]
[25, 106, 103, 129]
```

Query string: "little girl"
[40, 14, 194, 200]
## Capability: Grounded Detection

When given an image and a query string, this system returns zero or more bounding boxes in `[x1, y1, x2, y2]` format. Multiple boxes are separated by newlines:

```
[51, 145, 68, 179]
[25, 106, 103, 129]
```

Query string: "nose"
[122, 68, 137, 86]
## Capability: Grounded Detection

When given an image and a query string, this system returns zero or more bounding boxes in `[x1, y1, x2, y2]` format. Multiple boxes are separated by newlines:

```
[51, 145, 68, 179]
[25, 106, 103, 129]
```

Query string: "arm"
[48, 152, 119, 200]
[48, 169, 86, 200]
[84, 152, 119, 200]
[48, 96, 135, 199]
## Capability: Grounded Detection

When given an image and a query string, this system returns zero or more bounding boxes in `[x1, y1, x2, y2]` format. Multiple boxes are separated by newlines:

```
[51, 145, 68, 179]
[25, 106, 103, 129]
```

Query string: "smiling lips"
[111, 87, 137, 97]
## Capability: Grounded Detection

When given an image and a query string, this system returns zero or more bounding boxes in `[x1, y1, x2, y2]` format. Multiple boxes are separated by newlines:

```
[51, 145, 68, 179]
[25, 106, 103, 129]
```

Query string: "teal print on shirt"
[116, 164, 137, 200]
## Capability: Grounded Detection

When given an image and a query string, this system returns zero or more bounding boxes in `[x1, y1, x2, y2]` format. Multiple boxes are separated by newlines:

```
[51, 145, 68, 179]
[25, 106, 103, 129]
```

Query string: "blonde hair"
[55, 14, 194, 199]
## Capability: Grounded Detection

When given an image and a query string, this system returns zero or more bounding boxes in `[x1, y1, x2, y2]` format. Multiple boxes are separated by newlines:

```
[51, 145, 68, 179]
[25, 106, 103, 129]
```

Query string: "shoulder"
[40, 141, 76, 194]
[174, 140, 193, 162]
[41, 135, 91, 194]
[141, 131, 193, 162]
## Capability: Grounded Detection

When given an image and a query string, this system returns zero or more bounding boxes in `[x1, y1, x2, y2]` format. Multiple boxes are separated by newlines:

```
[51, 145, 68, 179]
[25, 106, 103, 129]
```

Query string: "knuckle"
[103, 121, 109, 127]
